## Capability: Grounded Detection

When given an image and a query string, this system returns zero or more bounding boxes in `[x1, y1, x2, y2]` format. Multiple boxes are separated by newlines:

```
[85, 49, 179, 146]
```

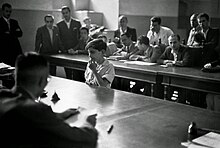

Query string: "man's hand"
[58, 108, 79, 119]
[204, 63, 212, 68]
[68, 48, 78, 54]
[88, 60, 97, 71]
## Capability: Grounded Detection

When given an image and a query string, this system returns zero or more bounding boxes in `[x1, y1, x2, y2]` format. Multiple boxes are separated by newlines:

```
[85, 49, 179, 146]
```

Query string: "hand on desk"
[57, 108, 80, 120]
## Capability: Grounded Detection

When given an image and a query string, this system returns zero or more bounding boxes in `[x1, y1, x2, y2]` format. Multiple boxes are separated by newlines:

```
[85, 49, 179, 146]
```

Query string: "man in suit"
[35, 14, 64, 76]
[114, 15, 137, 48]
[57, 6, 82, 80]
[0, 52, 98, 148]
[0, 3, 23, 66]
[197, 13, 219, 65]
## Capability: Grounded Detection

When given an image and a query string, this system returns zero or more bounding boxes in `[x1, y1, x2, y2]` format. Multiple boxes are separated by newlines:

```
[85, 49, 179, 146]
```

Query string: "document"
[181, 132, 220, 148]
[124, 61, 157, 66]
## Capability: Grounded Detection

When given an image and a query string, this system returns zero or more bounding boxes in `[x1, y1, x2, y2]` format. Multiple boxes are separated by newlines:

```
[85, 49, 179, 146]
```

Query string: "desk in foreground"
[45, 77, 220, 148]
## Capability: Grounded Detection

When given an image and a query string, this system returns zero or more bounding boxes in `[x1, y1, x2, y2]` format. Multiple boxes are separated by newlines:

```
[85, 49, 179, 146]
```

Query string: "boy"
[85, 39, 115, 88]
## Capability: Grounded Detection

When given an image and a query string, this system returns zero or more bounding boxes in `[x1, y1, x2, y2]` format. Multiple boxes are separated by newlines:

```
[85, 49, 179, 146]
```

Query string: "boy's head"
[86, 39, 107, 62]
[137, 35, 149, 50]
[121, 32, 132, 46]
[80, 27, 89, 40]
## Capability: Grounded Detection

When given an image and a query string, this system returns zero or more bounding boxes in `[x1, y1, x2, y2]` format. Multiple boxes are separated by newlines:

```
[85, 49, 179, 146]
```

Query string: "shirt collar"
[12, 86, 36, 101]
[3, 16, 9, 22]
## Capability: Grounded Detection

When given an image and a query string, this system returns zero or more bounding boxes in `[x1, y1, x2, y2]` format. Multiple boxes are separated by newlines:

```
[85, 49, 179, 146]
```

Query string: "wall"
[0, 0, 70, 52]
[90, 0, 119, 30]
[118, 0, 187, 39]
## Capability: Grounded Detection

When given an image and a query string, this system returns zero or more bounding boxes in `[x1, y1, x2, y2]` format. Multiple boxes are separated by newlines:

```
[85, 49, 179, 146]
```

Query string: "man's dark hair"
[197, 13, 209, 21]
[2, 3, 12, 10]
[61, 6, 70, 12]
[169, 34, 180, 41]
[44, 14, 54, 22]
[121, 32, 132, 38]
[80, 27, 89, 34]
[85, 39, 107, 51]
[16, 52, 48, 84]
[150, 16, 161, 25]
[138, 35, 149, 46]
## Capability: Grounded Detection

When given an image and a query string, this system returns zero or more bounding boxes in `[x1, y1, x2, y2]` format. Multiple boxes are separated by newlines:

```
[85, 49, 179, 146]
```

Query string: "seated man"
[97, 35, 118, 57]
[0, 52, 98, 148]
[113, 32, 138, 60]
[157, 34, 192, 103]
[114, 15, 137, 48]
[130, 35, 163, 95]
[129, 35, 162, 62]
[147, 16, 173, 46]
[85, 39, 115, 88]
[157, 34, 192, 67]
[204, 59, 220, 112]
[72, 27, 93, 55]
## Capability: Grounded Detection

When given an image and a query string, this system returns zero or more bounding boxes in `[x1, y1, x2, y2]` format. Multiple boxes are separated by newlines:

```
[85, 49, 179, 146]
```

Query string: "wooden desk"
[158, 67, 220, 97]
[45, 77, 220, 148]
[44, 54, 164, 98]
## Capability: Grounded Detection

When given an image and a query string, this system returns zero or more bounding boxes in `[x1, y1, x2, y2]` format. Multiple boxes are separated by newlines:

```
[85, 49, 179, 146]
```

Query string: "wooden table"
[43, 54, 164, 98]
[44, 77, 220, 148]
[44, 54, 220, 99]
[158, 67, 220, 97]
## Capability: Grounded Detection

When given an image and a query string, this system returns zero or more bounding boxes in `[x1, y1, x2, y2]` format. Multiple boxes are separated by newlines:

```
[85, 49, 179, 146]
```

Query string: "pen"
[107, 124, 114, 134]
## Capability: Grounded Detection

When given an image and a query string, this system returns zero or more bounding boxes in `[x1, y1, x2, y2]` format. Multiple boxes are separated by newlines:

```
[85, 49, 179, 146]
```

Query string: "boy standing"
[85, 39, 115, 88]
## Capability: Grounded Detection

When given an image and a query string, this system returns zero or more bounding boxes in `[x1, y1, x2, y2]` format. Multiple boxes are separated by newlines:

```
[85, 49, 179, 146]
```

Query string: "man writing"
[0, 52, 98, 148]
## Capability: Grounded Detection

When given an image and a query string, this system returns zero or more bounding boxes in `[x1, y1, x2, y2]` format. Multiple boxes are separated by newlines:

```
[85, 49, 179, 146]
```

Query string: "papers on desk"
[0, 63, 15, 74]
[124, 61, 157, 66]
[181, 132, 220, 148]
[0, 63, 11, 69]
[107, 56, 124, 60]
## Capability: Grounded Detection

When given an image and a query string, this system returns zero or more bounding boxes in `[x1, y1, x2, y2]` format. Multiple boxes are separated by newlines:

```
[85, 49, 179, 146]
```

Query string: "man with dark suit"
[0, 3, 23, 66]
[114, 15, 137, 48]
[197, 13, 219, 65]
[0, 52, 98, 148]
[35, 14, 64, 76]
[57, 6, 82, 80]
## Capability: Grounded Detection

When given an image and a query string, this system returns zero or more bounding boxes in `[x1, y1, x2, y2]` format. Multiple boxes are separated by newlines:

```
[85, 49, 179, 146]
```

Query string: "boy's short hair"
[85, 39, 107, 51]
[80, 27, 89, 34]
[138, 35, 149, 46]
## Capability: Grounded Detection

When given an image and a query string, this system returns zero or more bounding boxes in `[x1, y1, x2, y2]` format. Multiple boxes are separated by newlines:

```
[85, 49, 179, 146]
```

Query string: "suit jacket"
[205, 27, 219, 50]
[35, 25, 64, 54]
[114, 26, 137, 42]
[158, 45, 192, 67]
[0, 16, 23, 66]
[57, 18, 81, 51]
[0, 87, 98, 148]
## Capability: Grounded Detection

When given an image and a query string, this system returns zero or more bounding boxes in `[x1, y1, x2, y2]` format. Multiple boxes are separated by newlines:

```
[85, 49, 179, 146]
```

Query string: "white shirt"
[84, 59, 115, 88]
[47, 27, 53, 44]
[147, 26, 173, 46]
[65, 19, 71, 29]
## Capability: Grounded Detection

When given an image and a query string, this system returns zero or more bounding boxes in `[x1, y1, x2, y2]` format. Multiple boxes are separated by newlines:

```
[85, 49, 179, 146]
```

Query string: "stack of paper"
[181, 132, 220, 148]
